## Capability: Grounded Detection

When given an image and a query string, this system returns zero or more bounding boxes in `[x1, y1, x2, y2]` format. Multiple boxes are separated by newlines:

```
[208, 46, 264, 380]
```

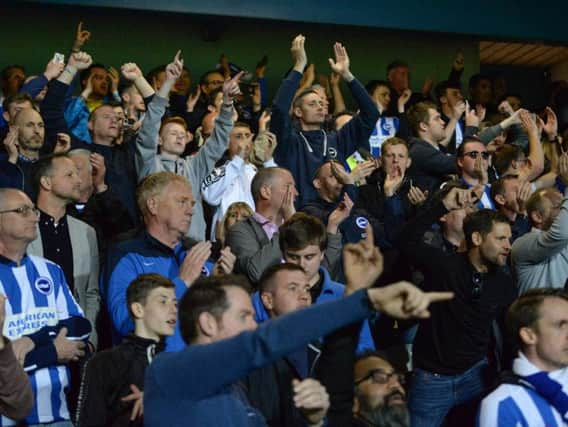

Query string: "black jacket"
[77, 334, 165, 426]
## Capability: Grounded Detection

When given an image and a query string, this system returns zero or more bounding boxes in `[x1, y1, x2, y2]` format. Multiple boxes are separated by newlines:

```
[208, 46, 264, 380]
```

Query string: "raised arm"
[187, 71, 241, 186]
[512, 190, 568, 264]
[329, 72, 346, 114]
[332, 42, 379, 156]
[40, 51, 92, 151]
[271, 35, 307, 156]
[133, 52, 182, 179]
[145, 282, 451, 405]
[519, 109, 545, 182]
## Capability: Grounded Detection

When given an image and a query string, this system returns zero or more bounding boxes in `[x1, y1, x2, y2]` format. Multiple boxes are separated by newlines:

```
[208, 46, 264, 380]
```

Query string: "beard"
[358, 391, 410, 427]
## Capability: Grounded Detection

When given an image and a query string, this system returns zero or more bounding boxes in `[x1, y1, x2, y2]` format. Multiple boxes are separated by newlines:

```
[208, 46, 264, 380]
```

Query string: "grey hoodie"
[135, 95, 233, 240]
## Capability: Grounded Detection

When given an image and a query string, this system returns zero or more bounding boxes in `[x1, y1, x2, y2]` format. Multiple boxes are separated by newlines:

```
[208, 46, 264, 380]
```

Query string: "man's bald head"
[201, 111, 217, 140]
[13, 108, 44, 153]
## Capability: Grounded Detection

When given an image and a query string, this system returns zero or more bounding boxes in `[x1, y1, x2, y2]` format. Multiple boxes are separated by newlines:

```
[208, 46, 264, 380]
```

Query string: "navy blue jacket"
[271, 71, 379, 208]
[407, 138, 457, 193]
[144, 289, 373, 426]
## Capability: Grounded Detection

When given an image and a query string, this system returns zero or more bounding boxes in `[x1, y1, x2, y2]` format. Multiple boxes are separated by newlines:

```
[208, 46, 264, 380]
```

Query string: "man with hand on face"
[365, 80, 411, 158]
[0, 107, 45, 198]
[352, 352, 410, 427]
[135, 50, 239, 241]
[490, 175, 532, 243]
[357, 137, 425, 251]
[226, 167, 342, 284]
[397, 186, 518, 427]
[457, 137, 494, 209]
[271, 35, 379, 208]
[512, 186, 568, 293]
[66, 149, 134, 255]
[105, 172, 235, 352]
[406, 101, 457, 193]
[201, 121, 276, 241]
[303, 160, 374, 245]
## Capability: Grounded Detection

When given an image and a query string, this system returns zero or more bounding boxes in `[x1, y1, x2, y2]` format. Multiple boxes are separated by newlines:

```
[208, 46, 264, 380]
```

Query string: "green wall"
[2, 2, 480, 104]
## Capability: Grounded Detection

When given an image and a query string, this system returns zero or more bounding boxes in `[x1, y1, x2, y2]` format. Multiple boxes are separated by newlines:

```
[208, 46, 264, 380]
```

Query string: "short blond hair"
[136, 172, 191, 218]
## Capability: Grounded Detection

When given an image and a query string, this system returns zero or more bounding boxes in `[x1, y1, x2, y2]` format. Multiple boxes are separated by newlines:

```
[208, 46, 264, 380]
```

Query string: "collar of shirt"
[39, 209, 67, 229]
[0, 253, 28, 266]
[252, 212, 279, 240]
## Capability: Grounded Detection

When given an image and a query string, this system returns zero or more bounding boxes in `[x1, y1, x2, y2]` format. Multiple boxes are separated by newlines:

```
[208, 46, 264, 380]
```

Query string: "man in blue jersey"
[478, 288, 568, 427]
[0, 188, 90, 426]
[105, 171, 235, 352]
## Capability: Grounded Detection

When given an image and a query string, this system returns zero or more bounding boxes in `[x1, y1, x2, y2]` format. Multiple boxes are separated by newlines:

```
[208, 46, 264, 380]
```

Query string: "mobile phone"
[53, 53, 65, 64]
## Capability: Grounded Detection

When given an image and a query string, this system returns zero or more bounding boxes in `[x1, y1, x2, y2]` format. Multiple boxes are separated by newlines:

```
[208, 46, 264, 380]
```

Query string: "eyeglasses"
[355, 369, 405, 386]
[0, 206, 40, 218]
[462, 151, 490, 160]
[471, 272, 484, 300]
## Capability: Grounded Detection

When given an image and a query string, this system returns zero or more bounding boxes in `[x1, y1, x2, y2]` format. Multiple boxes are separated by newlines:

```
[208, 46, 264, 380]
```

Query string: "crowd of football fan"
[0, 21, 567, 427]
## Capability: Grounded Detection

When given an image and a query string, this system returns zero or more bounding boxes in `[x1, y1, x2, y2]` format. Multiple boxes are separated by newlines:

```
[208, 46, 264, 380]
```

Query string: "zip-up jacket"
[77, 334, 165, 427]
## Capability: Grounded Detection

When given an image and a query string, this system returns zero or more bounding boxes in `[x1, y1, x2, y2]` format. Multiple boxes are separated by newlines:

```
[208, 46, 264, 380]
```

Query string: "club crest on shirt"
[35, 276, 54, 296]
[356, 216, 369, 229]
[201, 265, 210, 276]
[202, 166, 226, 188]
[327, 147, 338, 159]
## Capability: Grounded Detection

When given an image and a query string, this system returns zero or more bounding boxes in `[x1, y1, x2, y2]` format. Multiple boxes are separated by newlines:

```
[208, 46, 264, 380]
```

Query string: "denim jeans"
[408, 358, 489, 427]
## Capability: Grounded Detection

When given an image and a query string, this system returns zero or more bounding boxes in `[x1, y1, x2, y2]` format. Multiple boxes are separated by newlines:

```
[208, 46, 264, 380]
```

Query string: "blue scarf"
[514, 353, 568, 423]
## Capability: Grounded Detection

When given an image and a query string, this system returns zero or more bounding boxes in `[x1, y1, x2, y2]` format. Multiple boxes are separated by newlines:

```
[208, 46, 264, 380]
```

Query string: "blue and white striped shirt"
[478, 382, 566, 426]
[0, 254, 85, 426]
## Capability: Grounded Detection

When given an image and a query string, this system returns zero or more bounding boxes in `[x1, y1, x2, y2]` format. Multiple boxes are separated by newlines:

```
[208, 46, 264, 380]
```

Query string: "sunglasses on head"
[462, 151, 490, 160]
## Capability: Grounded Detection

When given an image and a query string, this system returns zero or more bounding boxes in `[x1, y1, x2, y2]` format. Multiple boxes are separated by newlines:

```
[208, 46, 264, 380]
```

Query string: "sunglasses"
[462, 151, 490, 160]
[471, 272, 484, 300]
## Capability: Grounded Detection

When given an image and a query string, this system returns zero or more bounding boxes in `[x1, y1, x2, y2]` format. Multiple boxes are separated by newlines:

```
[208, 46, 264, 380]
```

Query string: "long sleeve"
[0, 339, 34, 420]
[336, 79, 379, 157]
[201, 157, 244, 206]
[395, 201, 450, 283]
[106, 254, 138, 337]
[85, 225, 101, 348]
[40, 80, 86, 153]
[322, 232, 342, 278]
[64, 96, 92, 144]
[479, 124, 504, 144]
[145, 289, 373, 401]
[512, 195, 568, 264]
[226, 222, 282, 284]
[186, 103, 233, 189]
[76, 355, 111, 426]
[135, 94, 167, 179]
[271, 71, 301, 161]
[20, 75, 48, 99]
